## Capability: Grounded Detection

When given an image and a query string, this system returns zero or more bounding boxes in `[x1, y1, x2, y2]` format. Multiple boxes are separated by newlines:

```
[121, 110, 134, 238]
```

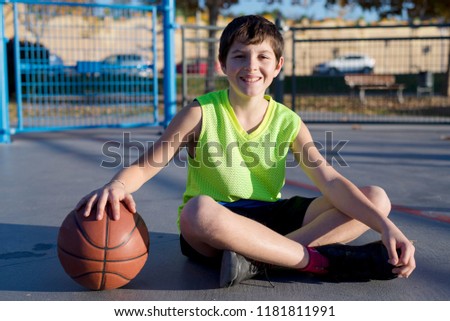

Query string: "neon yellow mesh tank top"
[178, 89, 301, 216]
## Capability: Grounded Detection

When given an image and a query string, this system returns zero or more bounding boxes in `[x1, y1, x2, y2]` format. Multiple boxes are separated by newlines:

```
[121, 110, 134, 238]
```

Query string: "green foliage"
[174, 0, 238, 19]
[324, 0, 450, 21]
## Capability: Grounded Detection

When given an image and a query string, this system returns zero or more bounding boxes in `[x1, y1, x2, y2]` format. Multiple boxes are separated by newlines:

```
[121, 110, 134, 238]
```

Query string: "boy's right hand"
[75, 180, 136, 221]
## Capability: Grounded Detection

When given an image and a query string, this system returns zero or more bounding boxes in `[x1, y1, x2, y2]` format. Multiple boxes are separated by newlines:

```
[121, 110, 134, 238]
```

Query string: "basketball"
[57, 202, 150, 290]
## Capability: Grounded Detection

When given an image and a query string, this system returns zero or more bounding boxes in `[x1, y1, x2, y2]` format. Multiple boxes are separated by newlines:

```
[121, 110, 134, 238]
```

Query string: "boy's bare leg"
[179, 185, 390, 269]
[288, 185, 391, 247]
[180, 195, 309, 269]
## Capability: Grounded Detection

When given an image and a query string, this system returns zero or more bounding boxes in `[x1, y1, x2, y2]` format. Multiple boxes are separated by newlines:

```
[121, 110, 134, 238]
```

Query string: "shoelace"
[251, 261, 275, 288]
[262, 267, 275, 288]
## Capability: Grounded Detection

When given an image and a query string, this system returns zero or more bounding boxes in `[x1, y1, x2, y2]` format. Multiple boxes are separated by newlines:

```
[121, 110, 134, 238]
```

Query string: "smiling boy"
[77, 15, 415, 287]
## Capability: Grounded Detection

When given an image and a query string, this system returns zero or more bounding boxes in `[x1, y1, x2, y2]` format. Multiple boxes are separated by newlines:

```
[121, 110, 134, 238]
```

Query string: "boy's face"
[221, 39, 284, 100]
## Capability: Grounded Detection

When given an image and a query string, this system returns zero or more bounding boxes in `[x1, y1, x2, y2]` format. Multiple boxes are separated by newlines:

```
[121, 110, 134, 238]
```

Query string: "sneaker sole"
[219, 250, 239, 288]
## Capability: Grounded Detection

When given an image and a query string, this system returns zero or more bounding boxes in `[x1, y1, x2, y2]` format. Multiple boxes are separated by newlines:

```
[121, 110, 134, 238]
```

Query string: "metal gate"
[1, 0, 176, 143]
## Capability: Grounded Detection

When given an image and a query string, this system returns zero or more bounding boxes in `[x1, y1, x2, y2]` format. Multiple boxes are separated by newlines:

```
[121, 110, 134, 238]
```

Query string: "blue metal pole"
[162, 0, 176, 128]
[12, 3, 22, 131]
[0, 3, 11, 144]
[152, 6, 158, 123]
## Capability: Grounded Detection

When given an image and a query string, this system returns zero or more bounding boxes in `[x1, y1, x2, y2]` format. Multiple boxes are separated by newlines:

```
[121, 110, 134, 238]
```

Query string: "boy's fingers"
[386, 240, 399, 266]
[96, 192, 108, 221]
[110, 195, 121, 221]
[393, 255, 416, 278]
[388, 240, 416, 278]
[75, 187, 133, 221]
[76, 192, 94, 212]
[82, 194, 97, 218]
[396, 242, 416, 277]
[399, 241, 415, 266]
[123, 194, 136, 214]
[405, 255, 416, 277]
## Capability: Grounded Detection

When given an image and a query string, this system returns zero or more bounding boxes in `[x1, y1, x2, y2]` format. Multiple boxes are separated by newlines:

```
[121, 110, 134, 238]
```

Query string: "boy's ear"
[274, 56, 284, 77]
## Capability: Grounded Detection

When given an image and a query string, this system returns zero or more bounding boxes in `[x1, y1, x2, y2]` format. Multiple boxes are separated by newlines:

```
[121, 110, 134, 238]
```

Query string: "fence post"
[162, 0, 177, 128]
[273, 14, 284, 104]
[291, 28, 296, 111]
[0, 3, 11, 144]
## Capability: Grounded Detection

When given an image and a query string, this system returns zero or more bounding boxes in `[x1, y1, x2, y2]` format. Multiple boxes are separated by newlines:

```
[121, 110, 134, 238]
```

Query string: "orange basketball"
[57, 203, 149, 290]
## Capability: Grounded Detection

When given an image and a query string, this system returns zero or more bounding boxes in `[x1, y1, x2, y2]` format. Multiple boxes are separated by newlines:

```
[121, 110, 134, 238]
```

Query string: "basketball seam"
[57, 246, 148, 262]
[73, 212, 105, 250]
[101, 215, 110, 290]
[133, 215, 150, 248]
[73, 271, 132, 281]
[73, 211, 148, 250]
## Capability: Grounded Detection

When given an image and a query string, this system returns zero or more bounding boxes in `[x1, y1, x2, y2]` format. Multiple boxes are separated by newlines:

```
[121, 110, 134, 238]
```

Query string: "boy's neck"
[227, 90, 270, 134]
[228, 90, 268, 113]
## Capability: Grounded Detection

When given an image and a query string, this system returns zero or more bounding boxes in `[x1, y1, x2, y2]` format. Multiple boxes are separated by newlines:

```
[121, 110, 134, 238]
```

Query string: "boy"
[76, 15, 415, 287]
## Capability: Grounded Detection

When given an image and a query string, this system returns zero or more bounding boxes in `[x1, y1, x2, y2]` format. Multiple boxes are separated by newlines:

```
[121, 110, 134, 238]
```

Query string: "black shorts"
[179, 196, 316, 264]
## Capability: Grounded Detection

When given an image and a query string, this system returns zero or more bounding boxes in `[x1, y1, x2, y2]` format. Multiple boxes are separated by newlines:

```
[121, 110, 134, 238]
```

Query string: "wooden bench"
[344, 74, 405, 104]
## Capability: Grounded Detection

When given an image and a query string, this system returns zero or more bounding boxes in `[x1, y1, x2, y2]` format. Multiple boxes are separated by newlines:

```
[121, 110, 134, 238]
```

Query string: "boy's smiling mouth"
[240, 75, 261, 83]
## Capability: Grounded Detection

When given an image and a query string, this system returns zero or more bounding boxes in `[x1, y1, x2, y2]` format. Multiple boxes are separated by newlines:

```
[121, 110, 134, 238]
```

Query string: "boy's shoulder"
[195, 89, 227, 106]
[175, 100, 202, 127]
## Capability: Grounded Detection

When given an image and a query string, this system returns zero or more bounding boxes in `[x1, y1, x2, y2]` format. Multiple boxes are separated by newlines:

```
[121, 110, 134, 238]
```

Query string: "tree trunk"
[446, 49, 450, 96]
[205, 3, 219, 93]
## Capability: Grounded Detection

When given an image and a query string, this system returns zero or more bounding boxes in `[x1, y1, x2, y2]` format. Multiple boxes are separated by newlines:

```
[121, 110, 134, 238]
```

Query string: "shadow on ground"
[0, 223, 221, 293]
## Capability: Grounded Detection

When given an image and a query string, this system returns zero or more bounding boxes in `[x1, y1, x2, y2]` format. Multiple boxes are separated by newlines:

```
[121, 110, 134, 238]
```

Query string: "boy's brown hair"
[218, 15, 284, 66]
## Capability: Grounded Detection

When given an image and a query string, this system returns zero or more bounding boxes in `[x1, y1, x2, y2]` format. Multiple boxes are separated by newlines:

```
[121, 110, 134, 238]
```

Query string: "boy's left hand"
[381, 222, 416, 278]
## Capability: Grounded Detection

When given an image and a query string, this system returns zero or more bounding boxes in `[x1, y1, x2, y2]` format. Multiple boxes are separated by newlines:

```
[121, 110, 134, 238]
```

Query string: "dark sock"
[299, 247, 329, 274]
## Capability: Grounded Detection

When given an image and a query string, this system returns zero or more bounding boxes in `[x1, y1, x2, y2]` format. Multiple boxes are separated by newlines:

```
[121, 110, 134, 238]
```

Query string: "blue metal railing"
[1, 4, 10, 143]
[0, 0, 176, 143]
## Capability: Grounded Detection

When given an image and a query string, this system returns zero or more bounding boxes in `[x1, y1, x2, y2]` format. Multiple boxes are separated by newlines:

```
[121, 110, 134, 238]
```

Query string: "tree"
[323, 0, 450, 95]
[324, 0, 450, 21]
[176, 1, 238, 92]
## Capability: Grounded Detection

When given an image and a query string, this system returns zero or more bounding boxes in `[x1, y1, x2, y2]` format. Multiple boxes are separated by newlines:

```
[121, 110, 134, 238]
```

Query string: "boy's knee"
[183, 195, 216, 214]
[180, 195, 216, 232]
[363, 185, 391, 216]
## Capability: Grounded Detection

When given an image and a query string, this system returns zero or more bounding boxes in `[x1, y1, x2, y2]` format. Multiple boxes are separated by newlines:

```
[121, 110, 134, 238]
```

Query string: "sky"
[221, 0, 380, 21]
[96, 0, 382, 22]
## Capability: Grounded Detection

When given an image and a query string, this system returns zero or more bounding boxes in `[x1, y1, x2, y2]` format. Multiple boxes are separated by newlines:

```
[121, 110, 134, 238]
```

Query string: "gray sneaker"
[219, 250, 262, 288]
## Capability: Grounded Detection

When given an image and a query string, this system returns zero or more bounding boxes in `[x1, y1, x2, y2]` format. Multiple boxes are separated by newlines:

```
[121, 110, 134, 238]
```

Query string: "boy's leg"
[180, 185, 390, 269]
[180, 186, 396, 286]
[179, 195, 310, 269]
[287, 185, 391, 247]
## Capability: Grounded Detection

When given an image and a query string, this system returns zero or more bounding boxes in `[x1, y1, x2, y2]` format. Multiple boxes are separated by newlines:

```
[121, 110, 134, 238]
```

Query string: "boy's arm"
[77, 102, 202, 220]
[291, 121, 415, 278]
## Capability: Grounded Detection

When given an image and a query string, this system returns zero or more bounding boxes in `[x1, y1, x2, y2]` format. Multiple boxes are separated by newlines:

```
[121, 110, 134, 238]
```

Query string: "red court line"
[390, 204, 450, 224]
[285, 179, 450, 224]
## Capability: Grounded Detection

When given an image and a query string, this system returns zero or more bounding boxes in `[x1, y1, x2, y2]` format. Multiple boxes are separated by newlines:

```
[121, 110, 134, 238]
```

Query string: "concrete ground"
[0, 124, 449, 302]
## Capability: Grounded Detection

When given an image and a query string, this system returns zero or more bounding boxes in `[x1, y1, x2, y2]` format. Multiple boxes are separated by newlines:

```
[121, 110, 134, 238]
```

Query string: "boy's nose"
[245, 57, 258, 71]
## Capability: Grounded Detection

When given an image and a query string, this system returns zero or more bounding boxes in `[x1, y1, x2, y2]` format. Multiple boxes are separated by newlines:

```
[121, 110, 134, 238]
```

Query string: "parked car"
[49, 53, 64, 68]
[6, 39, 65, 95]
[176, 58, 222, 75]
[313, 54, 375, 75]
[100, 54, 153, 77]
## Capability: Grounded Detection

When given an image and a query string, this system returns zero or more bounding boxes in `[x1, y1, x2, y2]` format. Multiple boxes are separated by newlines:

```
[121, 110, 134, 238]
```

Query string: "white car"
[100, 54, 153, 78]
[313, 54, 375, 75]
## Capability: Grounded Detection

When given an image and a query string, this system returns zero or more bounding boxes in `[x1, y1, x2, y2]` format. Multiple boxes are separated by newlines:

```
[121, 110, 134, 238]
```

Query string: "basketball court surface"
[0, 124, 449, 301]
